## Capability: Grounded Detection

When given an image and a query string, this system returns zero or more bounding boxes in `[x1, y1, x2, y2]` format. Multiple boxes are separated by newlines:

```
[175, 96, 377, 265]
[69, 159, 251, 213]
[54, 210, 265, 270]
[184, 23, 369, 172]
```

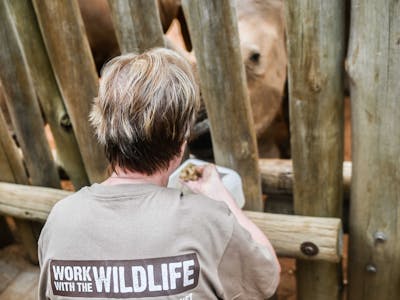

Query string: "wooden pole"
[0, 107, 38, 263]
[0, 182, 342, 263]
[259, 159, 351, 199]
[0, 100, 15, 249]
[346, 1, 400, 299]
[32, 0, 108, 183]
[108, 0, 165, 54]
[0, 0, 60, 188]
[285, 1, 346, 299]
[7, 0, 89, 189]
[182, 0, 262, 211]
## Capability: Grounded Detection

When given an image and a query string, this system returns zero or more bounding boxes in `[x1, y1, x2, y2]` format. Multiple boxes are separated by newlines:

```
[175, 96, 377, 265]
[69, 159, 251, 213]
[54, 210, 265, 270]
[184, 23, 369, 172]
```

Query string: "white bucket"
[168, 158, 245, 208]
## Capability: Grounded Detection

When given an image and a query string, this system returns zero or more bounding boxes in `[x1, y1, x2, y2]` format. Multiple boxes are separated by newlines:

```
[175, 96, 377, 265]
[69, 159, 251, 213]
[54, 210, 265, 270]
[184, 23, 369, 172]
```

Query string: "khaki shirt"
[38, 183, 279, 299]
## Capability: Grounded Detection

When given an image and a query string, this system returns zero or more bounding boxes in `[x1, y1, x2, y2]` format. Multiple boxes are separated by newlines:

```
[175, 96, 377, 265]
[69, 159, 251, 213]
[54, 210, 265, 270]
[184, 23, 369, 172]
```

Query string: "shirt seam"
[216, 211, 236, 298]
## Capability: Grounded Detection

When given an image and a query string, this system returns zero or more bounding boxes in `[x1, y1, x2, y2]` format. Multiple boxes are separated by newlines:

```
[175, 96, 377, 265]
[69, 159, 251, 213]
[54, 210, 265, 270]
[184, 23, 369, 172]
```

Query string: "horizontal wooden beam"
[245, 211, 342, 263]
[0, 183, 70, 222]
[259, 159, 351, 198]
[0, 182, 342, 262]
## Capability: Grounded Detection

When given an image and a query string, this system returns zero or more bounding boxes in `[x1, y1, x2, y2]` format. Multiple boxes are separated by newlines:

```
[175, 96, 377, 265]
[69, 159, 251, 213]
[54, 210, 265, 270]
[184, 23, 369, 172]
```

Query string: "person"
[38, 48, 280, 299]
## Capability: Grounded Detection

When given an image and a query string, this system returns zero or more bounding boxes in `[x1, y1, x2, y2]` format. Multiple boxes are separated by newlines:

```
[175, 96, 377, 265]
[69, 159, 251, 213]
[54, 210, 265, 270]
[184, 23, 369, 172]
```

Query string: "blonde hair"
[90, 48, 199, 175]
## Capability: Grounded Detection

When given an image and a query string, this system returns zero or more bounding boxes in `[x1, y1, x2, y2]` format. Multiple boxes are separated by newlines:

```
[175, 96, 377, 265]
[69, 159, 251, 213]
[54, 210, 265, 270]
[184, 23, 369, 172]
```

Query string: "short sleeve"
[218, 219, 280, 299]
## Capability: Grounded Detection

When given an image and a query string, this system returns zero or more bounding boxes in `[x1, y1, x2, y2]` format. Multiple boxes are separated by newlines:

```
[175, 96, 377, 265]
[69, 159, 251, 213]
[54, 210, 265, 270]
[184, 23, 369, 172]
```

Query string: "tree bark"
[259, 159, 351, 200]
[182, 0, 262, 211]
[7, 0, 89, 189]
[0, 182, 342, 263]
[0, 0, 60, 188]
[285, 0, 346, 299]
[0, 107, 38, 263]
[108, 0, 165, 54]
[32, 0, 108, 183]
[346, 1, 400, 299]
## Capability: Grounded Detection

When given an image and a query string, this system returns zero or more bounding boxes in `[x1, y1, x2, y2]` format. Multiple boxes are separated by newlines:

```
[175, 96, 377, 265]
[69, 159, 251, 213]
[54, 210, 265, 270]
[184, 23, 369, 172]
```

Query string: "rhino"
[77, 0, 288, 158]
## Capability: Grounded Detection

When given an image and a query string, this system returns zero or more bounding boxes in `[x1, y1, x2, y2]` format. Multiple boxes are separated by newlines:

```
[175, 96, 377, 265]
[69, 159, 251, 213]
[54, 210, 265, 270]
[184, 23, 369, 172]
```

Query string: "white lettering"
[113, 266, 119, 293]
[54, 282, 75, 292]
[183, 260, 195, 286]
[73, 266, 83, 281]
[147, 265, 162, 292]
[76, 282, 82, 292]
[93, 266, 112, 293]
[169, 262, 182, 290]
[67, 282, 75, 291]
[132, 266, 147, 292]
[87, 282, 93, 292]
[52, 266, 64, 280]
[161, 263, 169, 290]
[54, 281, 64, 291]
[76, 282, 93, 292]
[82, 266, 91, 281]
[119, 266, 133, 293]
[64, 266, 73, 281]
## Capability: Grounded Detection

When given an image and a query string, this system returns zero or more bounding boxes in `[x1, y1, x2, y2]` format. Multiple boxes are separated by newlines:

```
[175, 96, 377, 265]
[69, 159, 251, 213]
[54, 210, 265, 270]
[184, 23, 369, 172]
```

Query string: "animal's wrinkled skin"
[77, 0, 288, 158]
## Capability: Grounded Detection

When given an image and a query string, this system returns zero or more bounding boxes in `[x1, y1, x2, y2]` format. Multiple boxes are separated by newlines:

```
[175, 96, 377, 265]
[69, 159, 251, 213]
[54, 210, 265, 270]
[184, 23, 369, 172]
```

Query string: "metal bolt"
[366, 264, 377, 273]
[373, 231, 387, 243]
[300, 241, 319, 256]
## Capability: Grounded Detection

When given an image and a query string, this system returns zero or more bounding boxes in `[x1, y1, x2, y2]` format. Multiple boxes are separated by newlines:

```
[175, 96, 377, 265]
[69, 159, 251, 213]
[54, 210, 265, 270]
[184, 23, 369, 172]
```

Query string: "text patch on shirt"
[50, 253, 200, 298]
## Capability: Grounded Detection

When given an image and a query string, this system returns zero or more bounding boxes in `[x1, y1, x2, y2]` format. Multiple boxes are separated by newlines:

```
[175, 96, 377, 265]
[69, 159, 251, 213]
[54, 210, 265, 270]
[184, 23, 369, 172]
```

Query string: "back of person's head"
[90, 48, 199, 175]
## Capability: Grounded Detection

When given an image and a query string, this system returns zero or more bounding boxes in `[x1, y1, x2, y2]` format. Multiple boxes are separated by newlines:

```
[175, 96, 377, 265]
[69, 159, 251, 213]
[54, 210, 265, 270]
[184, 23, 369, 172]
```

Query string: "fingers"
[179, 177, 202, 194]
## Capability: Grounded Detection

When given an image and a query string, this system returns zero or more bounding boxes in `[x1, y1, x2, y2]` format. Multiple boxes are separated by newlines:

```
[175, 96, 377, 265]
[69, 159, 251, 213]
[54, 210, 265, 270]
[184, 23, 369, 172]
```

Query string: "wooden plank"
[32, 0, 108, 183]
[245, 211, 342, 263]
[7, 0, 89, 189]
[108, 0, 165, 53]
[182, 0, 262, 211]
[0, 182, 342, 262]
[0, 245, 39, 299]
[0, 108, 27, 185]
[0, 183, 70, 222]
[0, 0, 60, 188]
[259, 159, 351, 199]
[346, 1, 400, 299]
[0, 268, 38, 300]
[285, 0, 346, 299]
[0, 247, 24, 294]
[0, 258, 21, 294]
[0, 105, 39, 263]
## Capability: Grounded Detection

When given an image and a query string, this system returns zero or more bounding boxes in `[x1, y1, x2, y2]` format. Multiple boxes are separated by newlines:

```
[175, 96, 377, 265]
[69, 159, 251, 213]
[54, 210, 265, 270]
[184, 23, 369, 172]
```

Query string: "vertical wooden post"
[0, 102, 38, 263]
[108, 0, 165, 54]
[346, 1, 400, 299]
[7, 0, 89, 189]
[285, 1, 345, 299]
[182, 0, 262, 211]
[0, 0, 60, 188]
[0, 88, 14, 248]
[32, 0, 108, 183]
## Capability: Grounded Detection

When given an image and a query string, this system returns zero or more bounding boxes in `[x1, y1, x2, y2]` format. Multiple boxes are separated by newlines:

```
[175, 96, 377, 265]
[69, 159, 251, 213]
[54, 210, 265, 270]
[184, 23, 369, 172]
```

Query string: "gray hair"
[90, 48, 199, 175]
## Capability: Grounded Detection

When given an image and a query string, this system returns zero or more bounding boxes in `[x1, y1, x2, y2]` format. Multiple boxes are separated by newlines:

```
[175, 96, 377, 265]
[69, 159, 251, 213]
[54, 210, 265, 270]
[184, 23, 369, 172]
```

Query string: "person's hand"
[180, 164, 230, 202]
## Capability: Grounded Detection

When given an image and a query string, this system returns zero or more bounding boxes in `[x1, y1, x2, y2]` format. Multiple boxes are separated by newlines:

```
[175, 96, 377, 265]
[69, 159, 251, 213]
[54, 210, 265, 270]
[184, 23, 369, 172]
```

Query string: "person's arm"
[181, 164, 280, 272]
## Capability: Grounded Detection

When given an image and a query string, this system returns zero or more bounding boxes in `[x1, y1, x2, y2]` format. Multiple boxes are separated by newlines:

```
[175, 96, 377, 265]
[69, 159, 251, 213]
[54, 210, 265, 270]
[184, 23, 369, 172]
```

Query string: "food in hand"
[179, 163, 202, 181]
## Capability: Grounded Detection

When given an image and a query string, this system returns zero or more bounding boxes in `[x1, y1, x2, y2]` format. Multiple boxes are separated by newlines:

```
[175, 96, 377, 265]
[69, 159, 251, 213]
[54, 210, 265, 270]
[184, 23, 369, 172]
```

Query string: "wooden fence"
[0, 0, 398, 299]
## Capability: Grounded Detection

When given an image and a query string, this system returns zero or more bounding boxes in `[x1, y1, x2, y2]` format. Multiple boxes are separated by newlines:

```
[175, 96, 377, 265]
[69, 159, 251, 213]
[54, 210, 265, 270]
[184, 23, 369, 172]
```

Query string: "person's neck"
[102, 167, 170, 187]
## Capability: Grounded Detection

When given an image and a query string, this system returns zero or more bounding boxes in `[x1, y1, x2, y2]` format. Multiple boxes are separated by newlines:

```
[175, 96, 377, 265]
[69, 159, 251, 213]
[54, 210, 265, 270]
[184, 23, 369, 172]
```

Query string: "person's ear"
[180, 140, 187, 156]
